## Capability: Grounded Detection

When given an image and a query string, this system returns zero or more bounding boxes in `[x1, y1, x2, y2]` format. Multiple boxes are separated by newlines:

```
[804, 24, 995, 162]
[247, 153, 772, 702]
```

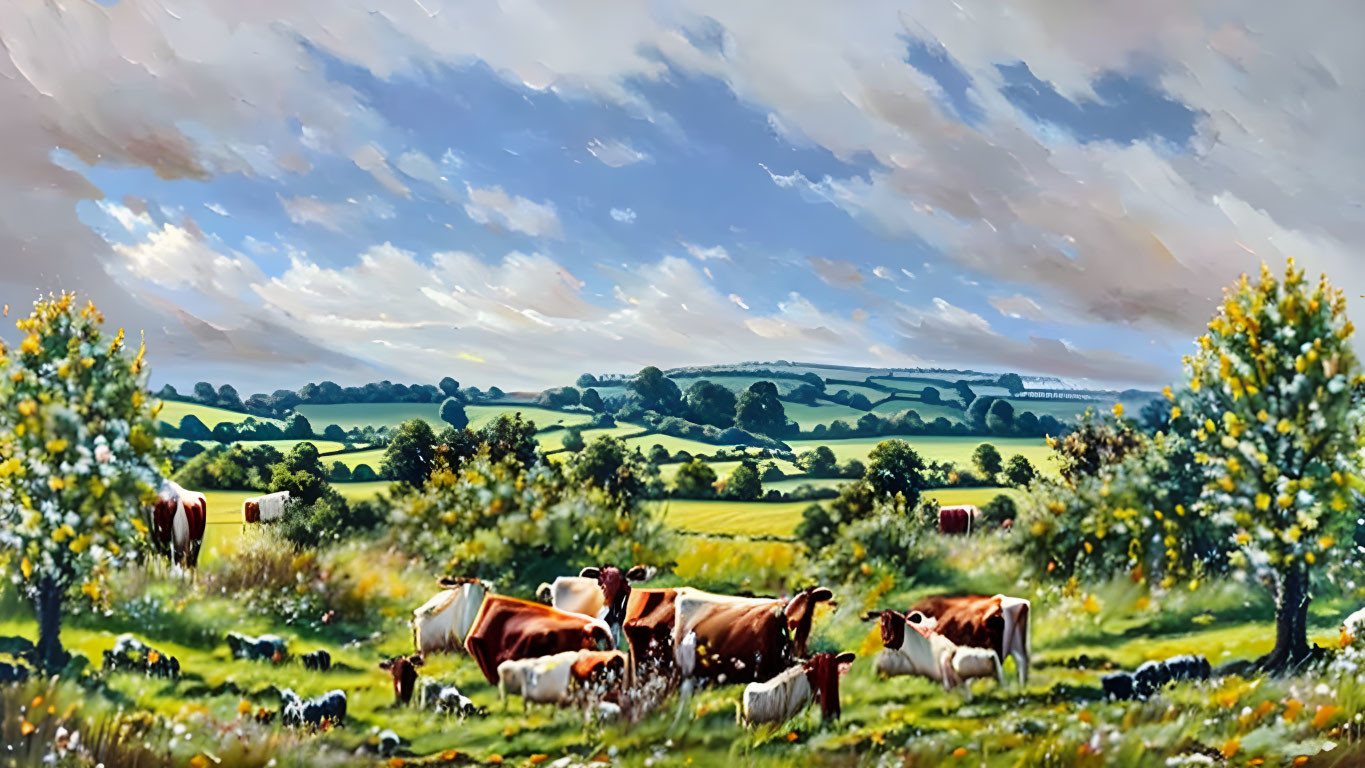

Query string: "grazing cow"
[302, 650, 331, 672]
[242, 491, 290, 523]
[227, 632, 288, 663]
[150, 480, 207, 569]
[671, 585, 834, 675]
[379, 655, 423, 705]
[546, 565, 652, 646]
[103, 634, 180, 679]
[622, 587, 679, 680]
[937, 505, 978, 535]
[1102, 671, 1136, 701]
[908, 594, 1031, 685]
[420, 680, 483, 718]
[463, 596, 613, 686]
[739, 652, 856, 726]
[280, 688, 346, 729]
[871, 610, 1004, 698]
[376, 729, 402, 757]
[411, 576, 490, 656]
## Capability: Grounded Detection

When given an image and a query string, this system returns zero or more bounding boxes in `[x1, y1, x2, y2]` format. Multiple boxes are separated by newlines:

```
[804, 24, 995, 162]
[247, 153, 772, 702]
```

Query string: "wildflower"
[20, 557, 31, 579]
[1170, 406, 1182, 419]
[1255, 494, 1271, 511]
[1277, 419, 1293, 434]
[1112, 403, 1124, 418]
[1163, 386, 1174, 401]
[17, 399, 36, 416]
[20, 334, 39, 355]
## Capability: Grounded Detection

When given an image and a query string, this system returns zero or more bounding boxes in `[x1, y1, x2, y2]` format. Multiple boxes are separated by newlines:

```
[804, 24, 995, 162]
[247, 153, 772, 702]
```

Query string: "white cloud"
[395, 149, 456, 202]
[350, 144, 411, 198]
[587, 138, 650, 167]
[203, 202, 230, 217]
[110, 223, 263, 301]
[729, 293, 749, 310]
[463, 184, 563, 239]
[989, 293, 1049, 322]
[683, 242, 729, 261]
[610, 207, 637, 223]
[97, 201, 152, 233]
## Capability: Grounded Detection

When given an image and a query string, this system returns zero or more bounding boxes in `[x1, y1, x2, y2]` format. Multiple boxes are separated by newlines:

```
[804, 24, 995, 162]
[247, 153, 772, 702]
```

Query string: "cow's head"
[783, 586, 833, 658]
[803, 652, 855, 720]
[580, 565, 650, 628]
[878, 610, 906, 650]
[378, 655, 423, 704]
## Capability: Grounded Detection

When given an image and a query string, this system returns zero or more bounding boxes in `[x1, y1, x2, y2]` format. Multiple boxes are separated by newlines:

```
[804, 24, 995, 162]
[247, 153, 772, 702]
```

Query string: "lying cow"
[937, 505, 979, 535]
[871, 610, 1004, 699]
[150, 479, 207, 569]
[102, 634, 180, 679]
[411, 576, 490, 656]
[463, 596, 613, 686]
[302, 650, 331, 672]
[739, 652, 855, 726]
[379, 655, 423, 705]
[420, 681, 485, 718]
[227, 632, 288, 663]
[1102, 654, 1211, 701]
[242, 491, 290, 523]
[908, 594, 1031, 686]
[280, 688, 347, 729]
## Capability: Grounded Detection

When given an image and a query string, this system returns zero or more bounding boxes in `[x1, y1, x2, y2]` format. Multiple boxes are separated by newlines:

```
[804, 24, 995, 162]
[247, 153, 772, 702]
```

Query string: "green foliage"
[381, 418, 438, 487]
[267, 442, 338, 507]
[722, 462, 762, 501]
[322, 423, 347, 442]
[966, 395, 995, 428]
[838, 459, 865, 479]
[580, 388, 603, 413]
[0, 295, 165, 670]
[576, 373, 599, 388]
[328, 461, 352, 482]
[536, 386, 580, 409]
[178, 414, 212, 440]
[439, 376, 460, 397]
[673, 458, 718, 499]
[439, 397, 469, 429]
[173, 443, 282, 490]
[683, 380, 736, 428]
[565, 436, 659, 504]
[561, 428, 586, 453]
[1052, 408, 1145, 485]
[986, 398, 1015, 433]
[972, 442, 1003, 476]
[627, 366, 682, 412]
[351, 463, 379, 482]
[478, 412, 540, 467]
[795, 445, 837, 477]
[647, 443, 670, 464]
[1005, 454, 1037, 486]
[863, 439, 929, 505]
[733, 381, 787, 437]
[980, 494, 1018, 528]
[920, 386, 941, 404]
[804, 495, 940, 585]
[389, 450, 672, 587]
[997, 372, 1026, 395]
[759, 460, 784, 482]
[283, 413, 313, 440]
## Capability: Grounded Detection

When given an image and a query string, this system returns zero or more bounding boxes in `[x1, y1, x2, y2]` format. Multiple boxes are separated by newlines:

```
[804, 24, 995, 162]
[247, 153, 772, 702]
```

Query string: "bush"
[805, 499, 941, 585]
[352, 464, 379, 482]
[973, 443, 1003, 476]
[759, 460, 785, 482]
[561, 428, 586, 453]
[328, 461, 352, 482]
[723, 462, 762, 501]
[980, 494, 1018, 529]
[439, 397, 469, 429]
[673, 458, 718, 499]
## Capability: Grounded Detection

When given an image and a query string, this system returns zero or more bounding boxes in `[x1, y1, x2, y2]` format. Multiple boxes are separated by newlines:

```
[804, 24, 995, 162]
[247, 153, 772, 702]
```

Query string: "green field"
[329, 447, 386, 469]
[783, 401, 872, 429]
[819, 383, 890, 402]
[659, 498, 813, 537]
[921, 486, 1024, 507]
[158, 400, 281, 428]
[657, 458, 801, 484]
[786, 435, 1057, 474]
[539, 424, 643, 452]
[296, 402, 595, 432]
[762, 475, 848, 493]
[869, 397, 968, 424]
[622, 433, 745, 456]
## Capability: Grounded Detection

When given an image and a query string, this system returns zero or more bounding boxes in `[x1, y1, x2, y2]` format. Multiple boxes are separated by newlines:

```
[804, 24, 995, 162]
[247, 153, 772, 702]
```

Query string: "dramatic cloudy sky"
[1, 0, 1361, 392]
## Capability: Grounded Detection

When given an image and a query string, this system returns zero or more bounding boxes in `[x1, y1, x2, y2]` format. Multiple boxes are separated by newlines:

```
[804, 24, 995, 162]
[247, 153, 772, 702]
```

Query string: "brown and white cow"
[463, 595, 613, 686]
[242, 491, 290, 524]
[379, 654, 424, 705]
[543, 565, 651, 646]
[150, 480, 207, 569]
[622, 587, 679, 681]
[937, 505, 979, 535]
[739, 651, 855, 726]
[907, 594, 1031, 685]
[868, 610, 1003, 699]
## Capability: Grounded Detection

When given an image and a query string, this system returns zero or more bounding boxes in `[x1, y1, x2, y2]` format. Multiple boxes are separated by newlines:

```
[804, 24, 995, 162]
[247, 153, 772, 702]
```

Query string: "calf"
[497, 650, 628, 711]
[279, 688, 346, 729]
[411, 576, 490, 656]
[1105, 654, 1211, 700]
[1101, 671, 1135, 701]
[908, 594, 1031, 686]
[302, 650, 331, 672]
[379, 655, 423, 705]
[739, 652, 855, 726]
[420, 681, 484, 718]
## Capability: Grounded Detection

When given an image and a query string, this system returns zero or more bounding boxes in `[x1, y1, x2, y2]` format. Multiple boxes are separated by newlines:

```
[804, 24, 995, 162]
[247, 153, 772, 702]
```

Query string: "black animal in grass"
[0, 661, 30, 684]
[301, 650, 332, 672]
[280, 688, 347, 729]
[227, 632, 288, 662]
[102, 634, 180, 679]
[1101, 654, 1212, 701]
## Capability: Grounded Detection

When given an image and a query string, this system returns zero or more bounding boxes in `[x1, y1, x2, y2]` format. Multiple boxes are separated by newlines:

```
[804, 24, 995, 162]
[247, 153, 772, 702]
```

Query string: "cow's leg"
[1013, 649, 1027, 688]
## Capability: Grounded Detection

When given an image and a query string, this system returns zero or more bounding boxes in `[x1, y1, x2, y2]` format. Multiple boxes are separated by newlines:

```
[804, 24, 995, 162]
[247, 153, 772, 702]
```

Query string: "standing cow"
[412, 576, 491, 656]
[937, 505, 979, 535]
[542, 565, 652, 648]
[907, 594, 1031, 685]
[242, 491, 290, 523]
[150, 479, 207, 569]
[463, 596, 613, 686]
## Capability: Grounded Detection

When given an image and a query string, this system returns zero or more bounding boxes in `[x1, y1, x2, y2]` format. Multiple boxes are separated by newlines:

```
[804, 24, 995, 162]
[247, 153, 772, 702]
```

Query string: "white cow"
[497, 651, 580, 710]
[875, 611, 1004, 700]
[740, 665, 811, 726]
[242, 491, 290, 523]
[412, 577, 490, 656]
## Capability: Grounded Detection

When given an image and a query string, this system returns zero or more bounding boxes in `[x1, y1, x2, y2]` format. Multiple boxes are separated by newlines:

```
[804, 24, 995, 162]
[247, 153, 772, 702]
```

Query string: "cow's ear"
[859, 610, 881, 622]
[378, 659, 393, 670]
[579, 567, 600, 579]
[810, 587, 833, 603]
[625, 565, 649, 581]
[906, 611, 926, 624]
[410, 655, 424, 667]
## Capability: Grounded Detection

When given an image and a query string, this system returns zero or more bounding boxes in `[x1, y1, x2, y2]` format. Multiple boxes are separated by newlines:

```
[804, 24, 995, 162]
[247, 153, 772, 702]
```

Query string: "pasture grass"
[658, 499, 813, 537]
[921, 486, 1024, 507]
[294, 403, 594, 432]
[782, 402, 873, 429]
[785, 435, 1058, 475]
[158, 400, 281, 428]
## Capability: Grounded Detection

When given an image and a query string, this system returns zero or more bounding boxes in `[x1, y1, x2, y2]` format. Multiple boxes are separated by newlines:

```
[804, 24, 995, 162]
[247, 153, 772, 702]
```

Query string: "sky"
[0, 1, 1361, 393]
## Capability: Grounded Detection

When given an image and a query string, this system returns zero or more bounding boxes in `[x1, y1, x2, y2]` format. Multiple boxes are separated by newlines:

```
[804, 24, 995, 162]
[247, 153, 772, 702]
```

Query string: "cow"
[672, 585, 833, 671]
[937, 505, 979, 535]
[739, 652, 855, 727]
[907, 594, 1031, 686]
[870, 610, 1004, 699]
[279, 688, 346, 729]
[150, 479, 207, 569]
[301, 650, 331, 672]
[463, 596, 613, 686]
[226, 632, 288, 663]
[379, 654, 423, 705]
[242, 491, 290, 524]
[102, 634, 180, 679]
[411, 576, 491, 656]
[544, 565, 652, 647]
[420, 681, 484, 718]
[621, 587, 679, 682]
[1103, 654, 1211, 700]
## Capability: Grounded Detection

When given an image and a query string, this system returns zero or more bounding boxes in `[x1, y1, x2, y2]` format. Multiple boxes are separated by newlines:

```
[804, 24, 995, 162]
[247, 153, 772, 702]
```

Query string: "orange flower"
[1078, 709, 1092, 724]
[1312, 704, 1339, 729]
[189, 756, 210, 768]
[20, 721, 35, 736]
[30, 696, 42, 709]
[387, 759, 406, 768]
[529, 756, 549, 765]
[952, 747, 969, 758]
[1283, 698, 1303, 722]
[1221, 738, 1239, 759]
[786, 731, 799, 742]
[488, 756, 504, 765]
[1294, 758, 1309, 767]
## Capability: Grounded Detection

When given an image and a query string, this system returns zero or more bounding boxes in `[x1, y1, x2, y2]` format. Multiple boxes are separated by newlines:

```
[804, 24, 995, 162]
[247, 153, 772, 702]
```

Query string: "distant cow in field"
[412, 576, 491, 656]
[150, 480, 207, 568]
[739, 652, 855, 726]
[937, 505, 979, 535]
[227, 632, 288, 663]
[908, 593, 1031, 685]
[301, 650, 331, 672]
[280, 688, 346, 729]
[242, 491, 290, 523]
[463, 596, 613, 686]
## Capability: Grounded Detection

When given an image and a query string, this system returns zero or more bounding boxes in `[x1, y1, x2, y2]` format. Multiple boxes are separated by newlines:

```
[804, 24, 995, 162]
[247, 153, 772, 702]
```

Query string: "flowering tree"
[1178, 260, 1362, 669]
[0, 294, 164, 672]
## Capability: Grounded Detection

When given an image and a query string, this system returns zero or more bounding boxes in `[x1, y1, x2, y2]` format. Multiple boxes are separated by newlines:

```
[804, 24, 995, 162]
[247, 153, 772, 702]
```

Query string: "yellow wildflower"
[17, 399, 36, 417]
[1236, 532, 1251, 546]
[1163, 386, 1174, 401]
[45, 439, 68, 454]
[1205, 419, 1216, 433]
[1170, 406, 1182, 419]
[20, 334, 39, 355]
[48, 476, 64, 491]
[1276, 419, 1293, 434]
[1278, 494, 1293, 509]
[1255, 493, 1271, 510]
[1112, 403, 1124, 418]
[20, 557, 32, 579]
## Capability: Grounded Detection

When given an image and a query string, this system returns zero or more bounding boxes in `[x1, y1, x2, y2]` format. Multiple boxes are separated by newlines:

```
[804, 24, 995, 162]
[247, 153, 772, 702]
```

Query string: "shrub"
[351, 464, 379, 482]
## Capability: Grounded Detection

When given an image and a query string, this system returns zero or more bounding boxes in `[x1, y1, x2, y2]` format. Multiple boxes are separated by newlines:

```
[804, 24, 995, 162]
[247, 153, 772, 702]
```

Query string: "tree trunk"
[30, 576, 67, 674]
[1257, 564, 1313, 673]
